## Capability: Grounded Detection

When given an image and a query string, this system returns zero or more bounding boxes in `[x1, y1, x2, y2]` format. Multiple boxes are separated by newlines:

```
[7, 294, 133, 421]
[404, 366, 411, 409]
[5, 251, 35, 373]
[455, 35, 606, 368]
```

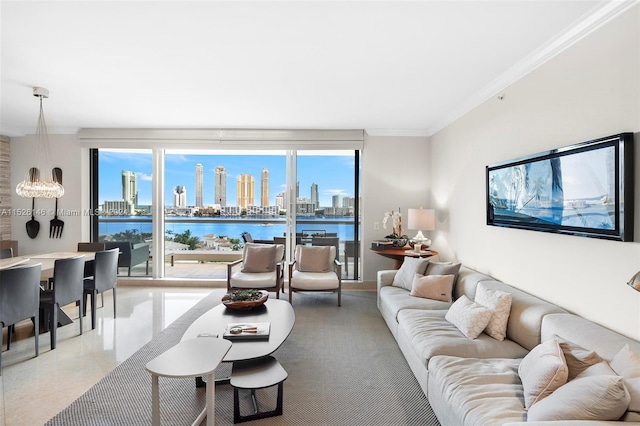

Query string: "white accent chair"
[288, 245, 342, 306]
[227, 243, 285, 299]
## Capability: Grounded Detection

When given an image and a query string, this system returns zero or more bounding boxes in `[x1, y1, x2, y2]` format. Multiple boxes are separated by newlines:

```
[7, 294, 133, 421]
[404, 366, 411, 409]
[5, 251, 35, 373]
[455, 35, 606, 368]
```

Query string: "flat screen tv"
[486, 133, 634, 241]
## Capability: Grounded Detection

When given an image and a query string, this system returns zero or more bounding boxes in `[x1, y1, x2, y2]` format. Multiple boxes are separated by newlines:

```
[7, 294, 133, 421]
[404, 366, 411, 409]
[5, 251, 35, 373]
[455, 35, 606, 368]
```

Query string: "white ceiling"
[1, 0, 634, 137]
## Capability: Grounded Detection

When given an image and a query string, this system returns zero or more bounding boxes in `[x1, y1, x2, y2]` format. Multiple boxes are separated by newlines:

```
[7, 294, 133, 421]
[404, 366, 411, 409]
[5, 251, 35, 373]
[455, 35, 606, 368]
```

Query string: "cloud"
[137, 172, 153, 181]
[324, 188, 347, 195]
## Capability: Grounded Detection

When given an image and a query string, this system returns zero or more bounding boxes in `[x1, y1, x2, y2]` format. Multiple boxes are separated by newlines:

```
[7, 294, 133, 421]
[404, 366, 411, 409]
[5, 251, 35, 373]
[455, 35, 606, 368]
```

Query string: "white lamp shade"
[407, 208, 435, 231]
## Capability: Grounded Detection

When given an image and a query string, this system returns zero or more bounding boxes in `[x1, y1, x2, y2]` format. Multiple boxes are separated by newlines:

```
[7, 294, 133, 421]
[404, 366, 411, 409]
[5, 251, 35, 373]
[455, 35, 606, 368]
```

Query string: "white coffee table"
[145, 338, 232, 426]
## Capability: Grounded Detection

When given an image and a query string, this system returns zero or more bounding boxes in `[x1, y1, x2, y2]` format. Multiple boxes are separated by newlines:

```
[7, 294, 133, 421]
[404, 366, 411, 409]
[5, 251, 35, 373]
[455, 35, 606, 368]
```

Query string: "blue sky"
[98, 150, 357, 207]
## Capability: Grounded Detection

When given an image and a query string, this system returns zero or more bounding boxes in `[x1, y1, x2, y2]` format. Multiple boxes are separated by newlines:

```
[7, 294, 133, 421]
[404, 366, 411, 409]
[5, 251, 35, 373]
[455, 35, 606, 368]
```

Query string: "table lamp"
[628, 271, 640, 291]
[407, 208, 435, 248]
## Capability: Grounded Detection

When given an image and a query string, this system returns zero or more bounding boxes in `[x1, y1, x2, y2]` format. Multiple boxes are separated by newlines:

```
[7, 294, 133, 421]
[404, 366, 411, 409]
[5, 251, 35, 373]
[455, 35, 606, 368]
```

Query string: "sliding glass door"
[91, 148, 361, 280]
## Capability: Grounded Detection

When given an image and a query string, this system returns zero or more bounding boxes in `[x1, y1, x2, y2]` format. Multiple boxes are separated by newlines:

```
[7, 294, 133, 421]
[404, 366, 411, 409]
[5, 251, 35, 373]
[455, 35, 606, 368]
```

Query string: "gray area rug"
[47, 291, 440, 426]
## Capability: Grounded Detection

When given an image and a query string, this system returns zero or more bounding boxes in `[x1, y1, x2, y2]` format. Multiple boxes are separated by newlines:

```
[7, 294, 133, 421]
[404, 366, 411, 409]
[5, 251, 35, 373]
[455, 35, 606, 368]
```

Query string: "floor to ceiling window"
[91, 146, 361, 281]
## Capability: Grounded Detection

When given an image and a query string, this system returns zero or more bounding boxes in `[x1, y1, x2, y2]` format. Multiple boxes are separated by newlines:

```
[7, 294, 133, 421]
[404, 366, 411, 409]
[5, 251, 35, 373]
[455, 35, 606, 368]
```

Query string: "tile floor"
[0, 285, 222, 426]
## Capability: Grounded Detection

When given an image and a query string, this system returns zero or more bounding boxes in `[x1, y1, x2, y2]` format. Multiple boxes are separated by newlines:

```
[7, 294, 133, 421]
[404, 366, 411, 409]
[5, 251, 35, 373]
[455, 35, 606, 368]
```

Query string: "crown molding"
[364, 129, 431, 137]
[428, 0, 640, 137]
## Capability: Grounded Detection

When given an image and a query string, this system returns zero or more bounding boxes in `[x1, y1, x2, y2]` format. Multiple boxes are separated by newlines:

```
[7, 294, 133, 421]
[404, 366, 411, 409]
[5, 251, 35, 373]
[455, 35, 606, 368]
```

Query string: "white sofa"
[377, 265, 640, 425]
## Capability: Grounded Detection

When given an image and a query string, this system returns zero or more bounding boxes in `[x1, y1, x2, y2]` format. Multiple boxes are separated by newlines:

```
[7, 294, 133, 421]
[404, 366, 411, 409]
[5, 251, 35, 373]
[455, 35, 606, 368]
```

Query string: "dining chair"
[0, 263, 41, 373]
[227, 243, 285, 298]
[83, 248, 119, 330]
[77, 241, 107, 304]
[39, 255, 85, 350]
[288, 244, 342, 306]
[0, 248, 13, 259]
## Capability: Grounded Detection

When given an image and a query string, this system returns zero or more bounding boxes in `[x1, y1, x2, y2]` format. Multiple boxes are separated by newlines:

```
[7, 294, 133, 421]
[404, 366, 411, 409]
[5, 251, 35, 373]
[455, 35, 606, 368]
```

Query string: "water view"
[99, 216, 358, 243]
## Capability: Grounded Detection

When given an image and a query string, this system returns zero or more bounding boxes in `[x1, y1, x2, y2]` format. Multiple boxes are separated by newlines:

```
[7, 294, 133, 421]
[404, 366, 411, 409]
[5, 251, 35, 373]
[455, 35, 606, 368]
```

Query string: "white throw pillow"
[444, 295, 492, 339]
[518, 338, 568, 409]
[474, 284, 512, 341]
[391, 257, 429, 291]
[610, 344, 640, 414]
[410, 274, 454, 302]
[526, 374, 630, 421]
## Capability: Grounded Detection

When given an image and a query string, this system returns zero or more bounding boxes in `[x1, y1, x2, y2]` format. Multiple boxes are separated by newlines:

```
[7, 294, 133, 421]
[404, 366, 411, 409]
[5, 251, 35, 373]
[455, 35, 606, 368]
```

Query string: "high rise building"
[173, 186, 187, 208]
[310, 183, 319, 209]
[261, 168, 269, 206]
[195, 163, 203, 207]
[121, 170, 138, 208]
[275, 191, 285, 210]
[332, 194, 340, 208]
[237, 174, 255, 209]
[214, 166, 227, 207]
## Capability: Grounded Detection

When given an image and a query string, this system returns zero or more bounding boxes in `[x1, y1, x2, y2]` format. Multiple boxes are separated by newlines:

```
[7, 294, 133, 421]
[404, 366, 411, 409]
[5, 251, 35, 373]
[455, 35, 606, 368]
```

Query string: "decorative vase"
[387, 237, 408, 248]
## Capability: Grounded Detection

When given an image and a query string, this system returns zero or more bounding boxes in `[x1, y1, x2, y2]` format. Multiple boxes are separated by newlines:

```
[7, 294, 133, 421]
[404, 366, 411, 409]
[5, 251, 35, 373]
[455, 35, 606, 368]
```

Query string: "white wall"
[10, 134, 88, 255]
[361, 135, 430, 281]
[430, 6, 640, 339]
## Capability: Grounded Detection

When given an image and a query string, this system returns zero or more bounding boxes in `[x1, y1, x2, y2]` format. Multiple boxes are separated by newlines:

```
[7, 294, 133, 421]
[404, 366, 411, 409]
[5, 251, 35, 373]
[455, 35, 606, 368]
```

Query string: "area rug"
[46, 290, 440, 425]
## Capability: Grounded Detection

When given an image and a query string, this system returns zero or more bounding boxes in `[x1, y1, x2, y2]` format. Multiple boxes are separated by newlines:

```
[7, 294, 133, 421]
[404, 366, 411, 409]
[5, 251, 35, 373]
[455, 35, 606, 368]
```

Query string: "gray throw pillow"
[298, 246, 331, 272]
[426, 261, 462, 283]
[392, 257, 430, 291]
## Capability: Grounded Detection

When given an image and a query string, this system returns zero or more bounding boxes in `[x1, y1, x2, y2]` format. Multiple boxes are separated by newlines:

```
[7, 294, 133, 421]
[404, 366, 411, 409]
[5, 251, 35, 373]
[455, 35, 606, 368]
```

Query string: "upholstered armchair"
[227, 243, 285, 299]
[288, 245, 342, 306]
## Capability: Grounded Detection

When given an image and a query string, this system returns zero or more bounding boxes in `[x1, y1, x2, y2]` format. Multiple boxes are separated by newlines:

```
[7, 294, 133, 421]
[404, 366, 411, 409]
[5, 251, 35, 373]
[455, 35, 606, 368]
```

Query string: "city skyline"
[98, 150, 356, 208]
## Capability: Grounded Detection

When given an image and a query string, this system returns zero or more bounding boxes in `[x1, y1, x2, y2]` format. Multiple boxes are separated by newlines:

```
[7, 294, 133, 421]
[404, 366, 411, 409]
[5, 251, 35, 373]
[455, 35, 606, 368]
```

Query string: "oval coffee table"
[181, 298, 295, 362]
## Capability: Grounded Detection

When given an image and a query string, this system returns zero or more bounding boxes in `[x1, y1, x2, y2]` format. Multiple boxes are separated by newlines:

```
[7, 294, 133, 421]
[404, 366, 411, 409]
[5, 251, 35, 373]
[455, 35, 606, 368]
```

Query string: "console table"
[371, 247, 438, 269]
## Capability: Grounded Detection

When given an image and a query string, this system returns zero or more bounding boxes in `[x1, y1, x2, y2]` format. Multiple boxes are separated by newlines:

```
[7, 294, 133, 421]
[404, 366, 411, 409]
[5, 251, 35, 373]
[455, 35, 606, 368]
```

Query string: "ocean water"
[99, 216, 358, 242]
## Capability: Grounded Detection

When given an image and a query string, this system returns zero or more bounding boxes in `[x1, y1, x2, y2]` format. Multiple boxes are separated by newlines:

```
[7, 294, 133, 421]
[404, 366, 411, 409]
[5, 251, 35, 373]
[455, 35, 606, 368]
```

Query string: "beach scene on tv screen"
[489, 145, 617, 230]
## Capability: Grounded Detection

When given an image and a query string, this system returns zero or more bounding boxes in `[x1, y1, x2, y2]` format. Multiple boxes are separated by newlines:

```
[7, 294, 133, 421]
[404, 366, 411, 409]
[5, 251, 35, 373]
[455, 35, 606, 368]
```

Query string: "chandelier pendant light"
[16, 87, 64, 198]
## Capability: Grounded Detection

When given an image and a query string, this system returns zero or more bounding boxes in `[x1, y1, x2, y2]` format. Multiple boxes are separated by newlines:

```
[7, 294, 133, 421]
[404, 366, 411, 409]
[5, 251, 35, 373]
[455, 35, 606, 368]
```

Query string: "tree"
[171, 229, 200, 250]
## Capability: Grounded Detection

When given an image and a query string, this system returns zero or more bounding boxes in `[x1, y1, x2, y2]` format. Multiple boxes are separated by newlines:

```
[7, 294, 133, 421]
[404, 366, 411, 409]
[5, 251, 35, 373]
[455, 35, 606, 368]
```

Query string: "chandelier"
[15, 87, 64, 198]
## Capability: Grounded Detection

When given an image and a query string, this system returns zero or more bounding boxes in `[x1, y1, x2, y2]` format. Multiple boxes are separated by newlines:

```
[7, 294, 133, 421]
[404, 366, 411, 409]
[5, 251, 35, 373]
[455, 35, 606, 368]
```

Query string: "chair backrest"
[294, 244, 336, 272]
[344, 240, 358, 256]
[241, 243, 285, 266]
[241, 232, 254, 243]
[77, 242, 106, 252]
[52, 256, 85, 307]
[0, 248, 13, 259]
[0, 263, 42, 327]
[93, 248, 119, 292]
[311, 236, 339, 260]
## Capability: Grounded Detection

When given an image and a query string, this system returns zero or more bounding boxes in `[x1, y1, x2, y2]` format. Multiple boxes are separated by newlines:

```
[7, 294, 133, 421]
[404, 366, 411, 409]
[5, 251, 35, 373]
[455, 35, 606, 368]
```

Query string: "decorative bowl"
[222, 289, 269, 310]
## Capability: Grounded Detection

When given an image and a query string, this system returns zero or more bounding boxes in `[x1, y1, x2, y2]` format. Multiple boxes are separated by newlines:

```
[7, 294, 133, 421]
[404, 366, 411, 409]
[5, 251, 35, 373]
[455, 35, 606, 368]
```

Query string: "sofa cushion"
[526, 372, 630, 421]
[427, 355, 526, 425]
[378, 285, 451, 327]
[475, 283, 512, 341]
[410, 274, 454, 302]
[397, 309, 529, 368]
[610, 344, 640, 414]
[391, 256, 429, 291]
[518, 338, 568, 409]
[555, 335, 602, 380]
[445, 295, 493, 339]
[480, 281, 567, 351]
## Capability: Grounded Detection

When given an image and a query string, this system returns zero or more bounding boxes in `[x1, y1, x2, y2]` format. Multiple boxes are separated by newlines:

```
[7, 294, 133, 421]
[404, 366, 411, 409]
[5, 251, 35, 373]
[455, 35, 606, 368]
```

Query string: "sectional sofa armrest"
[377, 269, 397, 292]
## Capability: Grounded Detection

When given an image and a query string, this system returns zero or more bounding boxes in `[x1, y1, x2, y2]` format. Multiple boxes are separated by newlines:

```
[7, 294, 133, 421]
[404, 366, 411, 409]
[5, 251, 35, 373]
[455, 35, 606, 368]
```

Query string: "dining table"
[0, 251, 96, 279]
[0, 251, 98, 329]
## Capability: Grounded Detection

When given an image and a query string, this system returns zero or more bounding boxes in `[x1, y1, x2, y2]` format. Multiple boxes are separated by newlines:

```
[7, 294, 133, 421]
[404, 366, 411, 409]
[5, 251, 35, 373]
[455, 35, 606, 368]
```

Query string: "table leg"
[206, 372, 215, 426]
[151, 374, 160, 426]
